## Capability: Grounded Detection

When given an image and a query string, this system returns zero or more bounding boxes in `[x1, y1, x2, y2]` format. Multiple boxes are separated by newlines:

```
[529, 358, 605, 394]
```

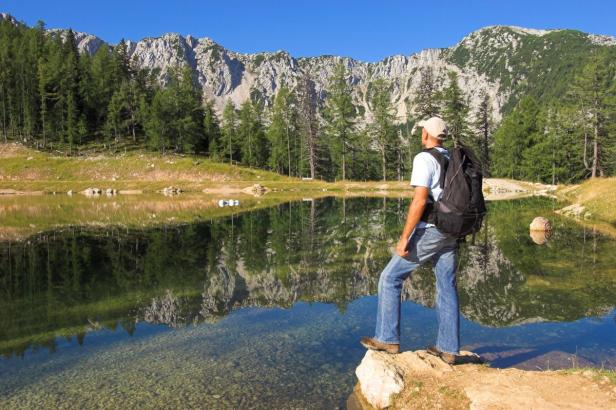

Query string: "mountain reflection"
[1, 197, 615, 357]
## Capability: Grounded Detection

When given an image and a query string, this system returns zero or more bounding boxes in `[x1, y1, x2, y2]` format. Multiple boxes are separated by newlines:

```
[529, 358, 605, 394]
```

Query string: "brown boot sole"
[426, 346, 484, 365]
[360, 337, 400, 354]
[426, 346, 457, 364]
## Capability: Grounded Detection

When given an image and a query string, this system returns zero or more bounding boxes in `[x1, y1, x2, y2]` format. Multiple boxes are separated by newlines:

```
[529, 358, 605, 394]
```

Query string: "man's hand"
[396, 236, 409, 258]
[396, 186, 430, 258]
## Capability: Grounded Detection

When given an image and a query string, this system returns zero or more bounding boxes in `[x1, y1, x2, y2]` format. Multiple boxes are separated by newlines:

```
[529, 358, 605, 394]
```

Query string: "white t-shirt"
[410, 147, 449, 228]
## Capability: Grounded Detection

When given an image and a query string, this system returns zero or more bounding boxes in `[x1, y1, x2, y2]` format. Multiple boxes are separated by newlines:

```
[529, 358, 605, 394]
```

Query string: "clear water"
[1, 197, 615, 408]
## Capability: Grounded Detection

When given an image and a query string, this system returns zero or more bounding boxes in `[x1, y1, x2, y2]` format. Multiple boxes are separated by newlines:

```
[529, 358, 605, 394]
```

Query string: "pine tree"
[322, 61, 356, 180]
[267, 85, 299, 176]
[144, 87, 171, 153]
[104, 87, 124, 144]
[474, 91, 492, 175]
[368, 79, 397, 181]
[413, 67, 439, 119]
[60, 30, 81, 146]
[89, 44, 116, 131]
[174, 65, 203, 152]
[37, 56, 50, 146]
[492, 96, 540, 180]
[66, 91, 78, 153]
[202, 99, 221, 156]
[296, 74, 320, 179]
[568, 50, 614, 178]
[220, 100, 238, 163]
[440, 71, 470, 147]
[238, 100, 268, 167]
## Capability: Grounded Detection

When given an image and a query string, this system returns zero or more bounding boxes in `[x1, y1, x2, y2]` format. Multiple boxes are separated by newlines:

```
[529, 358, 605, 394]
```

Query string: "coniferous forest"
[1, 18, 615, 183]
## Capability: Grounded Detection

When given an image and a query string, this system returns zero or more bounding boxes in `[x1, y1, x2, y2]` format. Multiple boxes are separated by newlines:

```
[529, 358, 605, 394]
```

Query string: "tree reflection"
[1, 197, 615, 356]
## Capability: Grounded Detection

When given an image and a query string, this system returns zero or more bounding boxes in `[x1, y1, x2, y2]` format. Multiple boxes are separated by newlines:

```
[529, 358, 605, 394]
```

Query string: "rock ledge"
[351, 350, 616, 409]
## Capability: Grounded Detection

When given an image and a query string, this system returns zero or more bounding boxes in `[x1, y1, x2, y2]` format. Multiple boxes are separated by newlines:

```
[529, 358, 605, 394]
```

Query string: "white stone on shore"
[529, 217, 551, 231]
[82, 187, 101, 197]
[355, 350, 405, 409]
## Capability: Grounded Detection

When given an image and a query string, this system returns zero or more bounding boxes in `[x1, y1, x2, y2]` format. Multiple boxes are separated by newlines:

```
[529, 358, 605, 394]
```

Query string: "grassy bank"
[0, 143, 413, 193]
[558, 177, 616, 225]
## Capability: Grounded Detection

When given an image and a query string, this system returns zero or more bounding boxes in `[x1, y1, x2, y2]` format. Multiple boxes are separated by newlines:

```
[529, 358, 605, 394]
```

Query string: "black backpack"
[420, 145, 487, 238]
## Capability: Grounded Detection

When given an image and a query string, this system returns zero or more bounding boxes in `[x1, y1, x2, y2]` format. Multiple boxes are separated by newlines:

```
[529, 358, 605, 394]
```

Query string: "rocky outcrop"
[556, 203, 592, 219]
[353, 350, 616, 409]
[241, 183, 269, 196]
[159, 186, 182, 196]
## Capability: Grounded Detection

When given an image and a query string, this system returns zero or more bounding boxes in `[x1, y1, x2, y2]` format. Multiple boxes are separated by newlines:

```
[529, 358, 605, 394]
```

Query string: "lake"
[1, 196, 615, 408]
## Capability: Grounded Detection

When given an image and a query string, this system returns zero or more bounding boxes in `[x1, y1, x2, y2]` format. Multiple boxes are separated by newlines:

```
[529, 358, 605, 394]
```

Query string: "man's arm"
[395, 186, 430, 258]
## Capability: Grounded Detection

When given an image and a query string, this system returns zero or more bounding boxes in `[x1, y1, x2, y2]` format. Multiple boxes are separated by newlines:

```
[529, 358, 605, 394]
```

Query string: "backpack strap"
[419, 147, 449, 224]
[423, 147, 449, 192]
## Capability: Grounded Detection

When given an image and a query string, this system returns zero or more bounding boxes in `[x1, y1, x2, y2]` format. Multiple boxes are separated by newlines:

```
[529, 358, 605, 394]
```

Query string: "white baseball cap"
[417, 117, 448, 139]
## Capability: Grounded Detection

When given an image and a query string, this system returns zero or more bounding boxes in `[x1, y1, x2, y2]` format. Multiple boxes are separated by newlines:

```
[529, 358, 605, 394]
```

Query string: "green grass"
[0, 142, 415, 193]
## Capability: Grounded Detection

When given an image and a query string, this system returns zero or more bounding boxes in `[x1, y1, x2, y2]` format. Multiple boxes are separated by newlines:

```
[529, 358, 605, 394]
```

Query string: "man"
[360, 116, 461, 364]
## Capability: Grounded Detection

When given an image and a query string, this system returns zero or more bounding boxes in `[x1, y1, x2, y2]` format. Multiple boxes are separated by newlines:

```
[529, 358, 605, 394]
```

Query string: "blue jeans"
[374, 226, 460, 354]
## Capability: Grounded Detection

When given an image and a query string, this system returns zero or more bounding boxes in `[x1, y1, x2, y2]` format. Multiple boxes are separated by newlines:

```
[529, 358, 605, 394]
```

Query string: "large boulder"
[529, 216, 551, 231]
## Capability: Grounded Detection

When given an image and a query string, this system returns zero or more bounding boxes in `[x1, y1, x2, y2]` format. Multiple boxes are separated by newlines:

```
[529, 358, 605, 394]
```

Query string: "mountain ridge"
[2, 12, 614, 123]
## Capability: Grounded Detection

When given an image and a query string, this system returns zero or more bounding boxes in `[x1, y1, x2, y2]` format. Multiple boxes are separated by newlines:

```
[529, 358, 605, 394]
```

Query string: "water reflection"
[1, 197, 615, 359]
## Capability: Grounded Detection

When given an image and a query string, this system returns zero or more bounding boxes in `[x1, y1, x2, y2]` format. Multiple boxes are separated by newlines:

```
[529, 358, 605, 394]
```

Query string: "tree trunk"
[2, 88, 7, 143]
[592, 122, 598, 178]
[342, 138, 346, 181]
[131, 112, 137, 142]
[309, 139, 316, 179]
[381, 146, 386, 181]
[483, 118, 489, 176]
[286, 123, 291, 177]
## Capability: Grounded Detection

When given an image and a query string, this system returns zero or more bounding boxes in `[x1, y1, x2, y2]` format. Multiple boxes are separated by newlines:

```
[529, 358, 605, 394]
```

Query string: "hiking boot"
[426, 346, 484, 365]
[426, 346, 458, 364]
[360, 337, 400, 354]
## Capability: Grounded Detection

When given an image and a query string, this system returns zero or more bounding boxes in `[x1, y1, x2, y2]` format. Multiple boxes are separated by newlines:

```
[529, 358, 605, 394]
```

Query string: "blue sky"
[3, 0, 616, 62]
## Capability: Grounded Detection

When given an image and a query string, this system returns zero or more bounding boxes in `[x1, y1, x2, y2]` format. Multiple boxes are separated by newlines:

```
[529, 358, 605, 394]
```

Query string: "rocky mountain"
[2, 12, 615, 124]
